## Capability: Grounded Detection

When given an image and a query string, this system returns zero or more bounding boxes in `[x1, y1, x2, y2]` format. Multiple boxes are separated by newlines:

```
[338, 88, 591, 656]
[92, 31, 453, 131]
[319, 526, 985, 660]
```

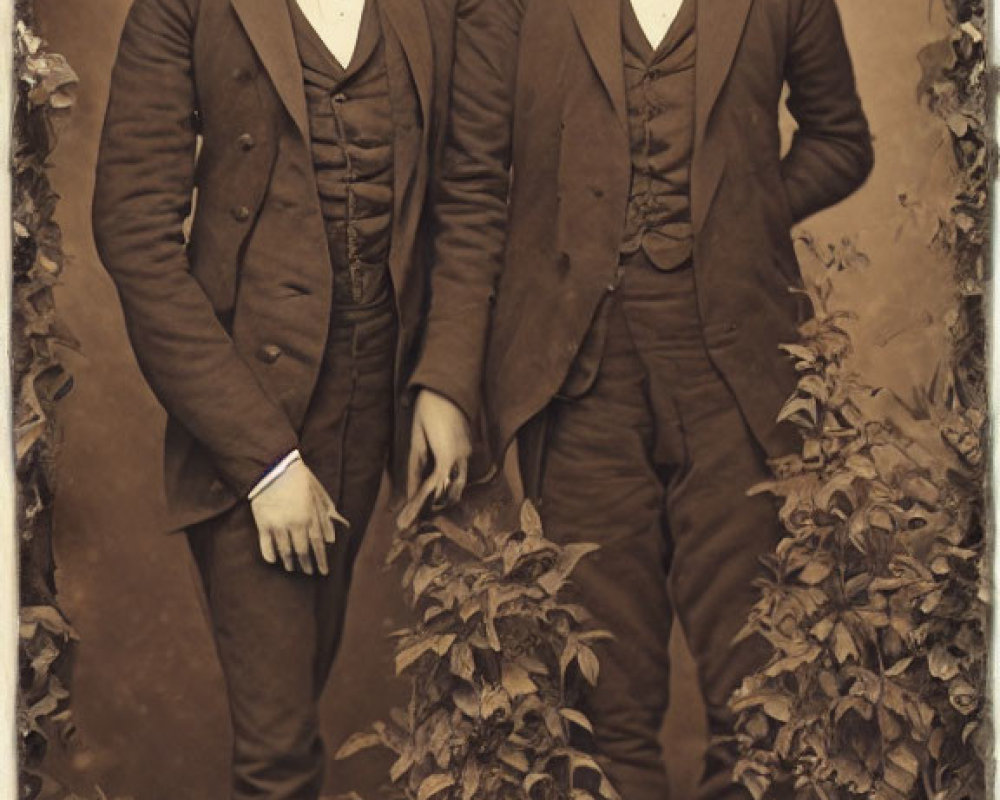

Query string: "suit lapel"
[231, 0, 309, 137]
[378, 0, 433, 129]
[690, 0, 753, 232]
[567, 0, 627, 133]
[378, 0, 434, 290]
[694, 0, 753, 145]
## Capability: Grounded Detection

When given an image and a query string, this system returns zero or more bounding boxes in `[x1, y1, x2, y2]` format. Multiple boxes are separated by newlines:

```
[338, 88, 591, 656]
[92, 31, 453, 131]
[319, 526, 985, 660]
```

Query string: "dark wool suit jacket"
[410, 0, 874, 466]
[93, 0, 455, 530]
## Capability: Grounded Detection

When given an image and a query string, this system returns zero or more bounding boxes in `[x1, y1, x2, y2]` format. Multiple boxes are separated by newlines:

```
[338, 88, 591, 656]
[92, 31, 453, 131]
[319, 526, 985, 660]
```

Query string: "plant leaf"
[559, 708, 594, 734]
[335, 731, 383, 760]
[417, 773, 456, 800]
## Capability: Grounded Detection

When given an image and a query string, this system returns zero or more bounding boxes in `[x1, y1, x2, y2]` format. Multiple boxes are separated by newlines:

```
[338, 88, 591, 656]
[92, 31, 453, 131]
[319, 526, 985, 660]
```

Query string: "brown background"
[36, 1, 954, 797]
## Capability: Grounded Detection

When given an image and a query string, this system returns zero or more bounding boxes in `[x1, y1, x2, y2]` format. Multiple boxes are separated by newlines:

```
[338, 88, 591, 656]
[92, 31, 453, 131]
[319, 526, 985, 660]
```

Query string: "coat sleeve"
[92, 0, 298, 496]
[780, 0, 874, 223]
[407, 0, 524, 423]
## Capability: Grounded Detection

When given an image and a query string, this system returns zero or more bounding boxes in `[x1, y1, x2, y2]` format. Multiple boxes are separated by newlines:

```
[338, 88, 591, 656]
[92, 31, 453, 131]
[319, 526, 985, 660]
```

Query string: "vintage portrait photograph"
[10, 0, 991, 797]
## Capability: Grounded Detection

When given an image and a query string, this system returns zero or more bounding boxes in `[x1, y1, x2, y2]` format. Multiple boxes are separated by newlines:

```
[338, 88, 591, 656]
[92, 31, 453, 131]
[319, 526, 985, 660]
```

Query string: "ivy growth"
[335, 489, 620, 800]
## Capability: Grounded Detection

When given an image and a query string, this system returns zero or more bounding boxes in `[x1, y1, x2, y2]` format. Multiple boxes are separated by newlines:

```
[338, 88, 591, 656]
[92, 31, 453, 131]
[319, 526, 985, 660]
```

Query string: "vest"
[619, 0, 696, 271]
[289, 0, 402, 306]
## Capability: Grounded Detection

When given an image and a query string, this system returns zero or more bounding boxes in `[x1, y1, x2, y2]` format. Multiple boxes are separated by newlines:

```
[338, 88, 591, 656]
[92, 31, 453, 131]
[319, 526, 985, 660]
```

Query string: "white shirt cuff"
[247, 449, 302, 501]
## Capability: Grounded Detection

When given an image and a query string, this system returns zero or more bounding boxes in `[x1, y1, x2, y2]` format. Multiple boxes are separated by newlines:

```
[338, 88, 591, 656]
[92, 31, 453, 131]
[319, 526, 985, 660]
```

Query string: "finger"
[259, 527, 277, 565]
[308, 520, 329, 576]
[319, 492, 351, 528]
[446, 458, 468, 506]
[314, 494, 337, 545]
[310, 482, 349, 533]
[429, 468, 451, 511]
[290, 524, 313, 575]
[396, 472, 437, 530]
[328, 504, 350, 529]
[433, 459, 455, 500]
[273, 527, 294, 572]
[407, 429, 428, 500]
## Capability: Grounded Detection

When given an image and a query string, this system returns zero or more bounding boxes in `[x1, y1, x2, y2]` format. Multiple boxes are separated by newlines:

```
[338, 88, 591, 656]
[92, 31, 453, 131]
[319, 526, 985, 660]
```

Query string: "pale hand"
[399, 389, 473, 528]
[249, 459, 349, 575]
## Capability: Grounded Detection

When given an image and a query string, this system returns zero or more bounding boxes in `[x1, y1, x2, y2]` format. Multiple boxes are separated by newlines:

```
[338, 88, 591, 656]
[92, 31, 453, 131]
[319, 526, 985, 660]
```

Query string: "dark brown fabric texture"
[290, 0, 400, 306]
[186, 299, 397, 800]
[92, 0, 456, 529]
[531, 256, 781, 800]
[409, 0, 873, 466]
[619, 0, 696, 271]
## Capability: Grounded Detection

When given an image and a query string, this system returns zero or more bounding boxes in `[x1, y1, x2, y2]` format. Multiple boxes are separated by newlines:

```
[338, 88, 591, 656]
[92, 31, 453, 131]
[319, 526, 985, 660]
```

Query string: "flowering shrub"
[335, 488, 619, 800]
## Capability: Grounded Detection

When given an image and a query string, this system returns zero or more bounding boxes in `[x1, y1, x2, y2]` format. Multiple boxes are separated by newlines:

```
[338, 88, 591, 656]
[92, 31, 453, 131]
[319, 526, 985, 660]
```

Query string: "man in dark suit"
[92, 0, 452, 793]
[406, 0, 872, 797]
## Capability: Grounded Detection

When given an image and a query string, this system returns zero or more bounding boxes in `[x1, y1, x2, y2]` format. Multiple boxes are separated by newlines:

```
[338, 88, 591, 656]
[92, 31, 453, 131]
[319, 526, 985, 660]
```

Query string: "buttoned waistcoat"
[93, 0, 456, 530]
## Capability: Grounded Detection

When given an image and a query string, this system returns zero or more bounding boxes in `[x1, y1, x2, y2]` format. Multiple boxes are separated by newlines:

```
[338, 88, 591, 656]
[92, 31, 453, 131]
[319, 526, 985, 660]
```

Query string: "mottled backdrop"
[35, 1, 954, 797]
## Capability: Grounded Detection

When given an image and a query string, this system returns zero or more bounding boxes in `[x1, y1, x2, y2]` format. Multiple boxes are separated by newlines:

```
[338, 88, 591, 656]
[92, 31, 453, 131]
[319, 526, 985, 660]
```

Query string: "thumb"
[309, 477, 350, 530]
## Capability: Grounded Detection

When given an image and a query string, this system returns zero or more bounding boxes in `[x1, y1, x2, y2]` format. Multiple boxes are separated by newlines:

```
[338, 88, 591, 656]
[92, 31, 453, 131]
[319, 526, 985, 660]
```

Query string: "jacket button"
[209, 479, 226, 495]
[331, 92, 347, 105]
[725, 321, 738, 333]
[232, 205, 251, 222]
[237, 133, 255, 151]
[591, 186, 605, 198]
[231, 67, 252, 81]
[256, 343, 283, 364]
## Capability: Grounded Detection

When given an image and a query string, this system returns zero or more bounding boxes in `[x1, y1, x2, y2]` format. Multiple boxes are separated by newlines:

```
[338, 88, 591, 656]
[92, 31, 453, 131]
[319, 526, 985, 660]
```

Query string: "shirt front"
[294, 0, 366, 68]
[629, 0, 684, 50]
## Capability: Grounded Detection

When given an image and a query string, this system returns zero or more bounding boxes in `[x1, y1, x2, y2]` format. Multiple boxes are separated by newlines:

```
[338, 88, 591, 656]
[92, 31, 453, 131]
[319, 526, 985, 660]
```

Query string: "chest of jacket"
[509, 0, 792, 226]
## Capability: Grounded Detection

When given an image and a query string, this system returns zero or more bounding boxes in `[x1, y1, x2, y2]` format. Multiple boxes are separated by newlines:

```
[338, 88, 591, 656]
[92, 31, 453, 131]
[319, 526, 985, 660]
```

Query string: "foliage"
[13, 6, 78, 596]
[730, 2, 989, 797]
[335, 488, 620, 800]
[728, 272, 987, 800]
[916, 0, 988, 410]
[13, 4, 85, 799]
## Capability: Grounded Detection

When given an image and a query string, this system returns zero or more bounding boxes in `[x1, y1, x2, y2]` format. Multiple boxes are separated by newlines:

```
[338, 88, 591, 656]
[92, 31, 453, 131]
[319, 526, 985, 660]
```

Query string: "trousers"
[532, 255, 784, 800]
[186, 296, 397, 799]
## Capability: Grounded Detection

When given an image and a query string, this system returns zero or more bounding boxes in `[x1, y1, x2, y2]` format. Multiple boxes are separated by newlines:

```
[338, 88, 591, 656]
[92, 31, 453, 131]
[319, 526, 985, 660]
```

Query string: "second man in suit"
[407, 0, 873, 797]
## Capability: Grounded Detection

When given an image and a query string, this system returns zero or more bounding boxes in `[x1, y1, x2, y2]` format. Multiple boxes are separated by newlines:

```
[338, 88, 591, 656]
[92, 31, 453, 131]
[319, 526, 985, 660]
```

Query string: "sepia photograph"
[10, 0, 991, 798]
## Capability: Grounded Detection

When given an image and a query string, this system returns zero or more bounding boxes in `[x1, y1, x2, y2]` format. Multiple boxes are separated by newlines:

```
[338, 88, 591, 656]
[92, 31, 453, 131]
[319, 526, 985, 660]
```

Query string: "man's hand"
[249, 459, 349, 575]
[400, 389, 473, 528]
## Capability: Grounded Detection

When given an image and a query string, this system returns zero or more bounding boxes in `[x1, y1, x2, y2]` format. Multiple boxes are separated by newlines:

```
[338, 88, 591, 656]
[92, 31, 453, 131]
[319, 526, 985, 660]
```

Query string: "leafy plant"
[731, 1, 989, 795]
[335, 487, 620, 800]
[13, 6, 82, 799]
[917, 0, 987, 411]
[728, 273, 987, 800]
